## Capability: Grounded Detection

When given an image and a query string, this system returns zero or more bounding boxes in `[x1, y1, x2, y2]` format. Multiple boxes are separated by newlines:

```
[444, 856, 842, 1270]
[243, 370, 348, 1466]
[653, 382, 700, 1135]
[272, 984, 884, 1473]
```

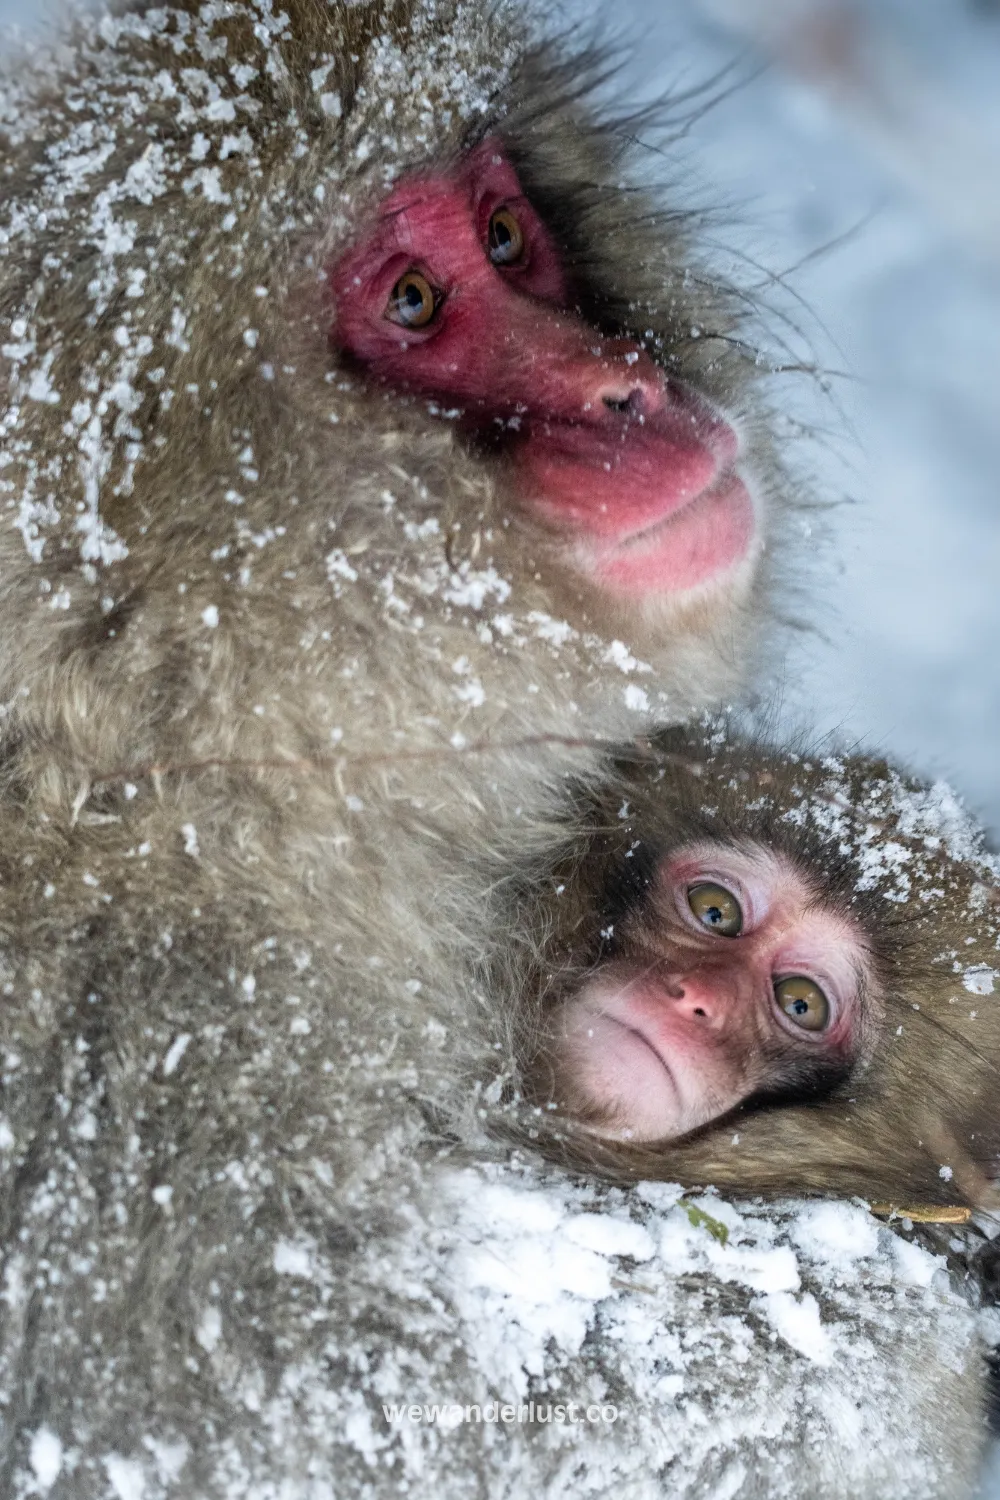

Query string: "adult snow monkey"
[0, 0, 887, 1496]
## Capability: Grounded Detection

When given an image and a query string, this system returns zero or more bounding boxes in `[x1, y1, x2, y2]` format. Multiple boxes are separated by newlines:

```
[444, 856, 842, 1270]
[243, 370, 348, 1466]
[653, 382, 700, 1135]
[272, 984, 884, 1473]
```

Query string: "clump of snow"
[104, 1454, 146, 1500]
[28, 1429, 62, 1490]
[380, 1160, 979, 1495]
[963, 965, 997, 996]
[273, 1237, 314, 1278]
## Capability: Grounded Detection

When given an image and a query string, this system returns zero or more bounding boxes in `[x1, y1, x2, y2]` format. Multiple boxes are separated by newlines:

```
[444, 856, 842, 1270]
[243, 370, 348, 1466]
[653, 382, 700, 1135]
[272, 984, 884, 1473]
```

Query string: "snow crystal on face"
[963, 964, 997, 995]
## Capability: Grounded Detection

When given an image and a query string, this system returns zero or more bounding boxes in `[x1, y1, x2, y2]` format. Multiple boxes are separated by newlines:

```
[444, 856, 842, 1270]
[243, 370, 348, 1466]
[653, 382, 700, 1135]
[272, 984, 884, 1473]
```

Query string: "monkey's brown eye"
[488, 206, 525, 266]
[687, 882, 742, 937]
[386, 270, 438, 328]
[774, 975, 830, 1032]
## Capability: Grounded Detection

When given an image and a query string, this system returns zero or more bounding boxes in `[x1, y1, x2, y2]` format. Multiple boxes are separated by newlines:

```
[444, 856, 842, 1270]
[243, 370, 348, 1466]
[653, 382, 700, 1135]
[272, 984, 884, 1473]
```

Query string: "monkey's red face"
[546, 844, 870, 1142]
[330, 141, 754, 599]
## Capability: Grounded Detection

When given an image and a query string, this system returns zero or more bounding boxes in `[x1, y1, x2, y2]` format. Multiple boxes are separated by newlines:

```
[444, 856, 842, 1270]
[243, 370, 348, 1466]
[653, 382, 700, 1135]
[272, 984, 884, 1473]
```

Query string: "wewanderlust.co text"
[382, 1400, 619, 1427]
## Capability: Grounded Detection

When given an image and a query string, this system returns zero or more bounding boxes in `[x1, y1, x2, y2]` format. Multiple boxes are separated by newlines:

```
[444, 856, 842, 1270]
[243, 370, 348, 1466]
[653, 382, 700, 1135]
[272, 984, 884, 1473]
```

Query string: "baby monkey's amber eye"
[386, 270, 438, 328]
[774, 975, 830, 1032]
[687, 882, 743, 937]
[488, 206, 525, 266]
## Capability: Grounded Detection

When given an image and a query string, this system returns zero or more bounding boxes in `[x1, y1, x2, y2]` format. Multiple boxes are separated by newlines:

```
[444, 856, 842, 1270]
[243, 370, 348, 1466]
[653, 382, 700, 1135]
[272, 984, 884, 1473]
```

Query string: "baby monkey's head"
[492, 724, 1000, 1209]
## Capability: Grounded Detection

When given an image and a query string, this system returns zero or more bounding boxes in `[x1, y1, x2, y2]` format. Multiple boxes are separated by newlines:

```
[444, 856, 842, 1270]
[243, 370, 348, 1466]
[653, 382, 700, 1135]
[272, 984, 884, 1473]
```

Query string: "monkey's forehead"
[660, 732, 997, 887]
[781, 762, 995, 883]
[0, 0, 527, 247]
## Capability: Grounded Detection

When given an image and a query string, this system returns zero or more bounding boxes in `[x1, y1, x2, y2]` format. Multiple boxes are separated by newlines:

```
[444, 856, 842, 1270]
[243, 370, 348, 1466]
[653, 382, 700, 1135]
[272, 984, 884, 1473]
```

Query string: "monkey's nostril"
[602, 393, 633, 413]
[692, 1006, 706, 1018]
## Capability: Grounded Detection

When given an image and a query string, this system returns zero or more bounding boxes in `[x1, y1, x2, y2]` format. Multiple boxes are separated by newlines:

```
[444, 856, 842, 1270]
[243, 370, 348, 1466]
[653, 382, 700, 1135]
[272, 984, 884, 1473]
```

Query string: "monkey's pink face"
[329, 141, 754, 599]
[548, 844, 871, 1142]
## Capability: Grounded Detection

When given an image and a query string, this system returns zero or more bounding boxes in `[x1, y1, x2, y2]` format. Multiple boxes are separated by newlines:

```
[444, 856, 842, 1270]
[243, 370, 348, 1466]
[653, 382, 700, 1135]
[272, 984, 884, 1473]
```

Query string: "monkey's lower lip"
[594, 471, 754, 595]
[518, 420, 753, 594]
[598, 1010, 684, 1103]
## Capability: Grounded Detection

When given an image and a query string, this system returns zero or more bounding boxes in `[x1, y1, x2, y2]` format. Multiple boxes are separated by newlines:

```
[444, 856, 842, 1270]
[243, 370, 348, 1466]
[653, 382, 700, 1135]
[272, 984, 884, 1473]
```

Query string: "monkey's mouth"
[608, 1015, 678, 1088]
[557, 983, 695, 1142]
[595, 471, 755, 597]
[517, 418, 754, 596]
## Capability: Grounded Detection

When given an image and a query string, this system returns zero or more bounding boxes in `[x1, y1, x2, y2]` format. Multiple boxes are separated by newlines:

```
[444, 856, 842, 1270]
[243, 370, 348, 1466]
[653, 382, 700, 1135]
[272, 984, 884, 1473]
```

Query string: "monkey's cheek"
[591, 473, 757, 598]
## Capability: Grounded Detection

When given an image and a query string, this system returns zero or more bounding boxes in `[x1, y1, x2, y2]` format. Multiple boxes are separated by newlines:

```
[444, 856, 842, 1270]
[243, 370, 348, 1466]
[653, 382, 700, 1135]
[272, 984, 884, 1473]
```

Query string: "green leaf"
[684, 1203, 729, 1246]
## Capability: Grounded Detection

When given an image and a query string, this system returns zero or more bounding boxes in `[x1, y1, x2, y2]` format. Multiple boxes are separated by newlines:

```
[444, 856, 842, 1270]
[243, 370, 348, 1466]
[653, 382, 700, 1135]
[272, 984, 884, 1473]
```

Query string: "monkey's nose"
[668, 976, 734, 1030]
[590, 347, 664, 420]
[600, 387, 648, 417]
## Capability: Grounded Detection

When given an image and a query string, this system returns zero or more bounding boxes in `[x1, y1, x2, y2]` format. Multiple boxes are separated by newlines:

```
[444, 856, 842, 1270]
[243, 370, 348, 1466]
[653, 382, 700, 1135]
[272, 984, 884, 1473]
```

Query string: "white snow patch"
[760, 1290, 833, 1364]
[790, 1201, 880, 1269]
[893, 1235, 945, 1288]
[273, 1238, 313, 1277]
[29, 1428, 62, 1490]
[196, 1305, 222, 1354]
[162, 1033, 191, 1077]
[104, 1454, 145, 1500]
